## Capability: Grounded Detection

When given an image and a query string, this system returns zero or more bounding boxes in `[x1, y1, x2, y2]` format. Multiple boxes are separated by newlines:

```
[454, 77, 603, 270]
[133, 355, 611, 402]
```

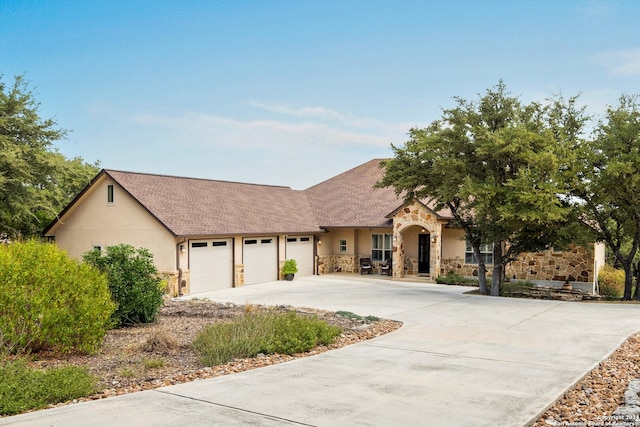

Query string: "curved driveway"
[3, 275, 640, 426]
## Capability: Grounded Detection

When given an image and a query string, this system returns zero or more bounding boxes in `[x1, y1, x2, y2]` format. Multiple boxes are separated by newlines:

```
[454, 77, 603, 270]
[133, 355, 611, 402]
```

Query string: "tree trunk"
[477, 262, 488, 295]
[623, 262, 633, 301]
[634, 261, 640, 301]
[491, 242, 503, 296]
[472, 244, 489, 294]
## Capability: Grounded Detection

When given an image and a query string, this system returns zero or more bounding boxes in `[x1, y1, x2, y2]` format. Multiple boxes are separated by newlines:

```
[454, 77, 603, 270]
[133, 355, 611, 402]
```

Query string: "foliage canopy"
[0, 75, 99, 238]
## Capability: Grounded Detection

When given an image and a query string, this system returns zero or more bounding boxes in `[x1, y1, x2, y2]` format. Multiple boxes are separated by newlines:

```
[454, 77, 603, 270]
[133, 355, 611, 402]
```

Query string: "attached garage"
[285, 236, 314, 277]
[243, 237, 278, 285]
[189, 239, 233, 293]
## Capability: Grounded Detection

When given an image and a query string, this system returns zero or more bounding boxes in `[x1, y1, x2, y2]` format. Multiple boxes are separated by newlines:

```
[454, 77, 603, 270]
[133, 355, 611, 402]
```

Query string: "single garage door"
[285, 236, 314, 277]
[243, 237, 278, 285]
[189, 239, 233, 293]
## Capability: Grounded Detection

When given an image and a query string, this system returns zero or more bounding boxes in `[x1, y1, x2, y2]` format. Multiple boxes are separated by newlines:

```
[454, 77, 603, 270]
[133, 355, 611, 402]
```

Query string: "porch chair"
[380, 259, 392, 276]
[359, 257, 373, 274]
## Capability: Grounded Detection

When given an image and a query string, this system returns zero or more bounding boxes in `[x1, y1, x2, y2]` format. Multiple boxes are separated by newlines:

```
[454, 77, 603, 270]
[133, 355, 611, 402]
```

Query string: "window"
[287, 237, 297, 242]
[372, 234, 392, 261]
[339, 239, 347, 253]
[107, 185, 114, 203]
[211, 241, 227, 247]
[465, 241, 493, 264]
[191, 242, 207, 248]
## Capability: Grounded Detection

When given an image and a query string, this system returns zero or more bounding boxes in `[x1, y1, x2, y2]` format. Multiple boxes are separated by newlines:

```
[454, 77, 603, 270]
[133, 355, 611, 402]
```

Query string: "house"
[44, 159, 605, 295]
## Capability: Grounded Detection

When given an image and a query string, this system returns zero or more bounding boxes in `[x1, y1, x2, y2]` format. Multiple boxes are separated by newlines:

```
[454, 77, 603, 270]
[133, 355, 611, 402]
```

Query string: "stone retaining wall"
[440, 245, 595, 282]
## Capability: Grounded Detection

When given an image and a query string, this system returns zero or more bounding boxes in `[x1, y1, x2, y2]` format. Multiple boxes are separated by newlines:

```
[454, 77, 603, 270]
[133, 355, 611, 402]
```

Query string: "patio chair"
[380, 259, 392, 276]
[359, 257, 373, 274]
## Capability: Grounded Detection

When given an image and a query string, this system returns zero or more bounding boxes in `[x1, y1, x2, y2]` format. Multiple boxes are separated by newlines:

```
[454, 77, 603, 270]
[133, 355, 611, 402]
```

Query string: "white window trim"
[372, 233, 393, 262]
[465, 240, 494, 265]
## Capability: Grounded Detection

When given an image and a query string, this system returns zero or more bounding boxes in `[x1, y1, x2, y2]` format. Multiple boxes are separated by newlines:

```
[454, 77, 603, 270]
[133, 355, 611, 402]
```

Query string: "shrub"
[84, 244, 165, 327]
[193, 309, 342, 366]
[500, 280, 535, 296]
[436, 271, 478, 285]
[0, 359, 97, 416]
[0, 240, 115, 355]
[335, 311, 380, 322]
[282, 259, 298, 275]
[262, 312, 341, 355]
[598, 265, 624, 299]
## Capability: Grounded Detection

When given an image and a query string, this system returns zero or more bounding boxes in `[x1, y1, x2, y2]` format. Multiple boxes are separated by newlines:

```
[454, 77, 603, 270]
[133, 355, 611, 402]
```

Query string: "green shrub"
[0, 240, 115, 355]
[84, 244, 165, 327]
[436, 271, 478, 285]
[598, 265, 624, 299]
[500, 280, 535, 296]
[0, 359, 97, 416]
[193, 310, 342, 366]
[335, 311, 380, 322]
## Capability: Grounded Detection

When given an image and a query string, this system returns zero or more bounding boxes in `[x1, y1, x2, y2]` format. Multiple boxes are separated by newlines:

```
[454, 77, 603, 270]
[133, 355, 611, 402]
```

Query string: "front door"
[418, 234, 430, 274]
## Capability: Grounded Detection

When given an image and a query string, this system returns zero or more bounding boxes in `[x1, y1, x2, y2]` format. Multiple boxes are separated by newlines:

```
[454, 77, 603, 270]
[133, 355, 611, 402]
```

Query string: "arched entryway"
[391, 203, 444, 279]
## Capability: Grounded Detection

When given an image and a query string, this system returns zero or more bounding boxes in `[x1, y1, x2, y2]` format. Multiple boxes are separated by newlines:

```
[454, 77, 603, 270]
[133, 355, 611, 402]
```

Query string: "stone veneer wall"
[159, 269, 190, 297]
[235, 264, 244, 287]
[318, 255, 357, 274]
[440, 245, 595, 283]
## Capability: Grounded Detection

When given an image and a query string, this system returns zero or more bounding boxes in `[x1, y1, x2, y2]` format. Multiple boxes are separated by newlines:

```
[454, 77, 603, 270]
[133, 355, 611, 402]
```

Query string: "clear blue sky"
[1, 0, 639, 189]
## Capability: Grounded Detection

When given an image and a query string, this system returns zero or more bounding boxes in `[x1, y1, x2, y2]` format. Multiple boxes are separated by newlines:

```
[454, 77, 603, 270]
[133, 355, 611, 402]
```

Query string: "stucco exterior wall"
[442, 228, 465, 259]
[48, 176, 177, 272]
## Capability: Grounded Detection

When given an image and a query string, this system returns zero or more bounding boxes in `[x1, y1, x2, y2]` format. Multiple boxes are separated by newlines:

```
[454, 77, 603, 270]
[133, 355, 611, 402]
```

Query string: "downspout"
[176, 238, 187, 297]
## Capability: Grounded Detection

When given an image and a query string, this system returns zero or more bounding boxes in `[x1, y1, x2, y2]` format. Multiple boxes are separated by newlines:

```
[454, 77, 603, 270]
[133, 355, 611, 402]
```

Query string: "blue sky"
[1, 0, 639, 189]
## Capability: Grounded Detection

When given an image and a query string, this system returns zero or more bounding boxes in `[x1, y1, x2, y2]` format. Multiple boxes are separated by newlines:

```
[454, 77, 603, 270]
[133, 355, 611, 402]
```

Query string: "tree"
[377, 82, 576, 295]
[567, 95, 640, 300]
[0, 75, 99, 238]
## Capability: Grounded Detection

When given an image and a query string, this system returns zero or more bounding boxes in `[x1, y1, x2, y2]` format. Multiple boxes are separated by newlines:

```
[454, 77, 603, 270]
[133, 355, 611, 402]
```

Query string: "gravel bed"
[25, 299, 401, 409]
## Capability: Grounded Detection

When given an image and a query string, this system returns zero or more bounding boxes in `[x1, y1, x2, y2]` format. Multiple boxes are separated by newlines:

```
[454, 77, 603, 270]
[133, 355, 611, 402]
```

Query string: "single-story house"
[44, 159, 605, 295]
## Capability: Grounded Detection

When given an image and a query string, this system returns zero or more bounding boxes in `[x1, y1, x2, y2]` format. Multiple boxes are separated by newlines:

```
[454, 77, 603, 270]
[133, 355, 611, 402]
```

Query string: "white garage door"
[243, 237, 278, 285]
[189, 239, 233, 293]
[285, 236, 314, 277]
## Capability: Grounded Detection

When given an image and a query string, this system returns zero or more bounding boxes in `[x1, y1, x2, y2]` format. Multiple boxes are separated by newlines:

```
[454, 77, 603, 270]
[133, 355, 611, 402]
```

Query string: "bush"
[0, 240, 115, 355]
[193, 309, 342, 366]
[598, 265, 625, 299]
[436, 271, 478, 285]
[0, 359, 97, 416]
[84, 244, 165, 327]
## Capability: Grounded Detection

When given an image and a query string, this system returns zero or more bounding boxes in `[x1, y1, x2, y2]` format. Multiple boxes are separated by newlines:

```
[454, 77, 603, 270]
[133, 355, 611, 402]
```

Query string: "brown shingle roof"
[105, 170, 322, 236]
[44, 159, 453, 237]
[304, 159, 404, 228]
[304, 159, 452, 228]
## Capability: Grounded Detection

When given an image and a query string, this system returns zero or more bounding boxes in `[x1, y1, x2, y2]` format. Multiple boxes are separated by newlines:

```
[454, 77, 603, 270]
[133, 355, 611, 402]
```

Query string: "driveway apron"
[2, 275, 640, 427]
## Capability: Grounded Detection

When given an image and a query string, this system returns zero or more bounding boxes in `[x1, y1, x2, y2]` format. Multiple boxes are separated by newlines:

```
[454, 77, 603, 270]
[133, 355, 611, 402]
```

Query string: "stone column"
[392, 229, 405, 279]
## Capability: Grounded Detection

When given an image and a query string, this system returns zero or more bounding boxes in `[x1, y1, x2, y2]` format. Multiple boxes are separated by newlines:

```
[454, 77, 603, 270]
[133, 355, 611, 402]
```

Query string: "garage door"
[285, 236, 314, 277]
[243, 237, 278, 285]
[189, 239, 233, 293]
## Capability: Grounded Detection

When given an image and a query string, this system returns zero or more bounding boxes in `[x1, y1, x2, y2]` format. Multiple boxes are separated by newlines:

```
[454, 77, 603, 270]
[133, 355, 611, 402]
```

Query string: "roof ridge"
[104, 169, 293, 189]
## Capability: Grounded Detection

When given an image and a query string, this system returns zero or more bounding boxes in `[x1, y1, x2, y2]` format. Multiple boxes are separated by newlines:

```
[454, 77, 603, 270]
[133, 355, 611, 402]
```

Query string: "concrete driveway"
[3, 275, 640, 427]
